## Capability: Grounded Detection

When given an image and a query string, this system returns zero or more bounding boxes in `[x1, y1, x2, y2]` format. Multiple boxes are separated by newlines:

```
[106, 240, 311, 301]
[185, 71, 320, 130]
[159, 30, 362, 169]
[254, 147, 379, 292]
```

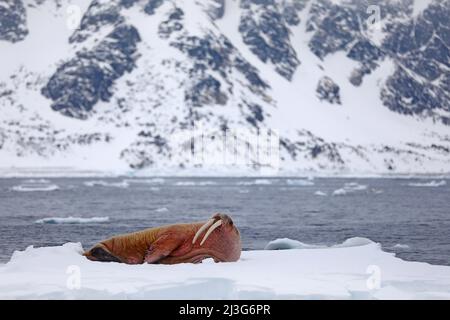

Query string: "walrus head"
[190, 213, 241, 263]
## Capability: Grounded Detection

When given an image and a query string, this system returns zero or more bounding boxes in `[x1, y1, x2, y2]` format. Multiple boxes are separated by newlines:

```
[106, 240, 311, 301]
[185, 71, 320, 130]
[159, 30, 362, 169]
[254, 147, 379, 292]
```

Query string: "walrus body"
[83, 213, 241, 264]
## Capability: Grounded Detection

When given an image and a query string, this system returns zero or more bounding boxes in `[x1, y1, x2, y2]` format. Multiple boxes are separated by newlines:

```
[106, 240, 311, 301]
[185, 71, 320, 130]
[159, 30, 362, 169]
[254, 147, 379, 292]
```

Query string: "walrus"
[83, 213, 241, 264]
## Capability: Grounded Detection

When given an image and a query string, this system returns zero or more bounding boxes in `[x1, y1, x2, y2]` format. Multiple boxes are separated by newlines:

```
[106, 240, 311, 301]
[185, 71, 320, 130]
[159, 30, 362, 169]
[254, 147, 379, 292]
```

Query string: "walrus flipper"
[144, 234, 182, 264]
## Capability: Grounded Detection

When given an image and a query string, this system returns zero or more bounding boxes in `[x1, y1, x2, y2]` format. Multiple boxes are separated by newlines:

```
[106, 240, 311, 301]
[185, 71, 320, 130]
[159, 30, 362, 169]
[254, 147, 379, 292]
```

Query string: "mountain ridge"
[0, 0, 449, 175]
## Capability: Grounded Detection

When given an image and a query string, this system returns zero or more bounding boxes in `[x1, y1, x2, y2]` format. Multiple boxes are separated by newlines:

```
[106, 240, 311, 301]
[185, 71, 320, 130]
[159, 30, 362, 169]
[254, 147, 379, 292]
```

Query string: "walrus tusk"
[200, 220, 222, 246]
[192, 218, 215, 244]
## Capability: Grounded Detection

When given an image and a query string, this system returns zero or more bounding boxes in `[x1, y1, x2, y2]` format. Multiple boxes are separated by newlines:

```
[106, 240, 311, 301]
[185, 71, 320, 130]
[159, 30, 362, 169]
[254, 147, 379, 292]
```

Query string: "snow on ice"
[1, 238, 450, 299]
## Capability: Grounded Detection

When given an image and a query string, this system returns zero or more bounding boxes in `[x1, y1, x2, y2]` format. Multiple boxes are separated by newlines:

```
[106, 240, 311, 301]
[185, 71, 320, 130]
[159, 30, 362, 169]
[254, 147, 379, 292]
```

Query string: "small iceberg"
[11, 184, 59, 192]
[408, 180, 446, 187]
[286, 179, 314, 186]
[84, 180, 129, 188]
[332, 182, 367, 196]
[35, 216, 110, 224]
[237, 179, 273, 186]
[174, 181, 217, 186]
[265, 237, 375, 250]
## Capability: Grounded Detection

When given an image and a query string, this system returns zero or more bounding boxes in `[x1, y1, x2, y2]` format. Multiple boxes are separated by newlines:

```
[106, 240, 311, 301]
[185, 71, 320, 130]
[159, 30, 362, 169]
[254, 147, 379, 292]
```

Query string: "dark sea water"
[0, 177, 449, 265]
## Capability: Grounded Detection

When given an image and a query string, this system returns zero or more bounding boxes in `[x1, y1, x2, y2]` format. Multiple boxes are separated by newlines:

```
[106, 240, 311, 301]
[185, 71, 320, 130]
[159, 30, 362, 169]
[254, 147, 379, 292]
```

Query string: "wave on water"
[408, 180, 446, 187]
[84, 180, 129, 188]
[11, 184, 59, 192]
[389, 244, 411, 250]
[35, 216, 110, 224]
[314, 190, 327, 196]
[154, 207, 169, 213]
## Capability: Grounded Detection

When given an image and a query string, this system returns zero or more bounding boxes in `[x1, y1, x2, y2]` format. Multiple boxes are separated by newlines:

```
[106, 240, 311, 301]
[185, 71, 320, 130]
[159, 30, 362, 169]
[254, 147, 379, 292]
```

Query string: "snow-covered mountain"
[0, 0, 449, 175]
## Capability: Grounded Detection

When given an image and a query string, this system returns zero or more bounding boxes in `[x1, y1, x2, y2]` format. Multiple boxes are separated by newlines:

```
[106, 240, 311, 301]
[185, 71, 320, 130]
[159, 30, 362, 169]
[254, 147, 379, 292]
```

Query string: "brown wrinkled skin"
[83, 213, 241, 264]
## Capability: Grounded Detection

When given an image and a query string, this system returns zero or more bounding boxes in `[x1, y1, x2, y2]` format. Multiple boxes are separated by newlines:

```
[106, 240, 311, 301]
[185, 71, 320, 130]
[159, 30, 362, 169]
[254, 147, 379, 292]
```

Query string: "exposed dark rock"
[42, 24, 141, 119]
[316, 76, 341, 104]
[0, 0, 28, 43]
[239, 0, 300, 80]
[144, 0, 165, 15]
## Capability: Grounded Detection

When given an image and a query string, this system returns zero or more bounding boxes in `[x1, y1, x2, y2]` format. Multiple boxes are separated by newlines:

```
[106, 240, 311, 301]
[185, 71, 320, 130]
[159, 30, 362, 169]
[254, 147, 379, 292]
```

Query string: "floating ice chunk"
[124, 178, 165, 184]
[332, 237, 375, 248]
[174, 181, 217, 186]
[35, 216, 110, 224]
[11, 184, 60, 192]
[332, 188, 348, 196]
[408, 180, 446, 187]
[237, 179, 273, 185]
[332, 182, 367, 196]
[84, 180, 129, 188]
[265, 237, 375, 250]
[314, 190, 327, 196]
[23, 179, 51, 184]
[154, 207, 169, 213]
[286, 179, 314, 186]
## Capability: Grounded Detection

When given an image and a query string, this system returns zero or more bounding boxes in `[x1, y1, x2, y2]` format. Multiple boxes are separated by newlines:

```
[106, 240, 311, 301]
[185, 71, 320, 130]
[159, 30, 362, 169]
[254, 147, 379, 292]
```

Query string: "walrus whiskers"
[192, 218, 215, 244]
[200, 220, 222, 246]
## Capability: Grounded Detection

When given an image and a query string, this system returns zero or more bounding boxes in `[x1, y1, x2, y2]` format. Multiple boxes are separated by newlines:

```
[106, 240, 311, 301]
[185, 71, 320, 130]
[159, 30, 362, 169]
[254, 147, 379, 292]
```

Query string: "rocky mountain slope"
[0, 0, 449, 175]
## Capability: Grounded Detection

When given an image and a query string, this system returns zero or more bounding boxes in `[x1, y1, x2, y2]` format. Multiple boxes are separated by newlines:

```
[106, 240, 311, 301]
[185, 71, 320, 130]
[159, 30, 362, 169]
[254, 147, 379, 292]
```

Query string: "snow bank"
[35, 216, 110, 224]
[1, 238, 450, 299]
[408, 180, 447, 187]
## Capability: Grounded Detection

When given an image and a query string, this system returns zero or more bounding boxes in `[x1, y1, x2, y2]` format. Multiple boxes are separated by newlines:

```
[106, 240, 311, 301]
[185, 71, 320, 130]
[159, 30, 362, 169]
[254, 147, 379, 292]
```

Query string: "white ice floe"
[23, 179, 51, 184]
[332, 182, 368, 196]
[124, 178, 165, 185]
[314, 190, 327, 196]
[408, 180, 447, 187]
[174, 181, 217, 186]
[35, 216, 110, 224]
[84, 180, 129, 188]
[286, 179, 314, 186]
[390, 244, 411, 250]
[11, 184, 60, 192]
[1, 238, 450, 299]
[264, 237, 373, 250]
[154, 207, 169, 213]
[237, 179, 273, 185]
